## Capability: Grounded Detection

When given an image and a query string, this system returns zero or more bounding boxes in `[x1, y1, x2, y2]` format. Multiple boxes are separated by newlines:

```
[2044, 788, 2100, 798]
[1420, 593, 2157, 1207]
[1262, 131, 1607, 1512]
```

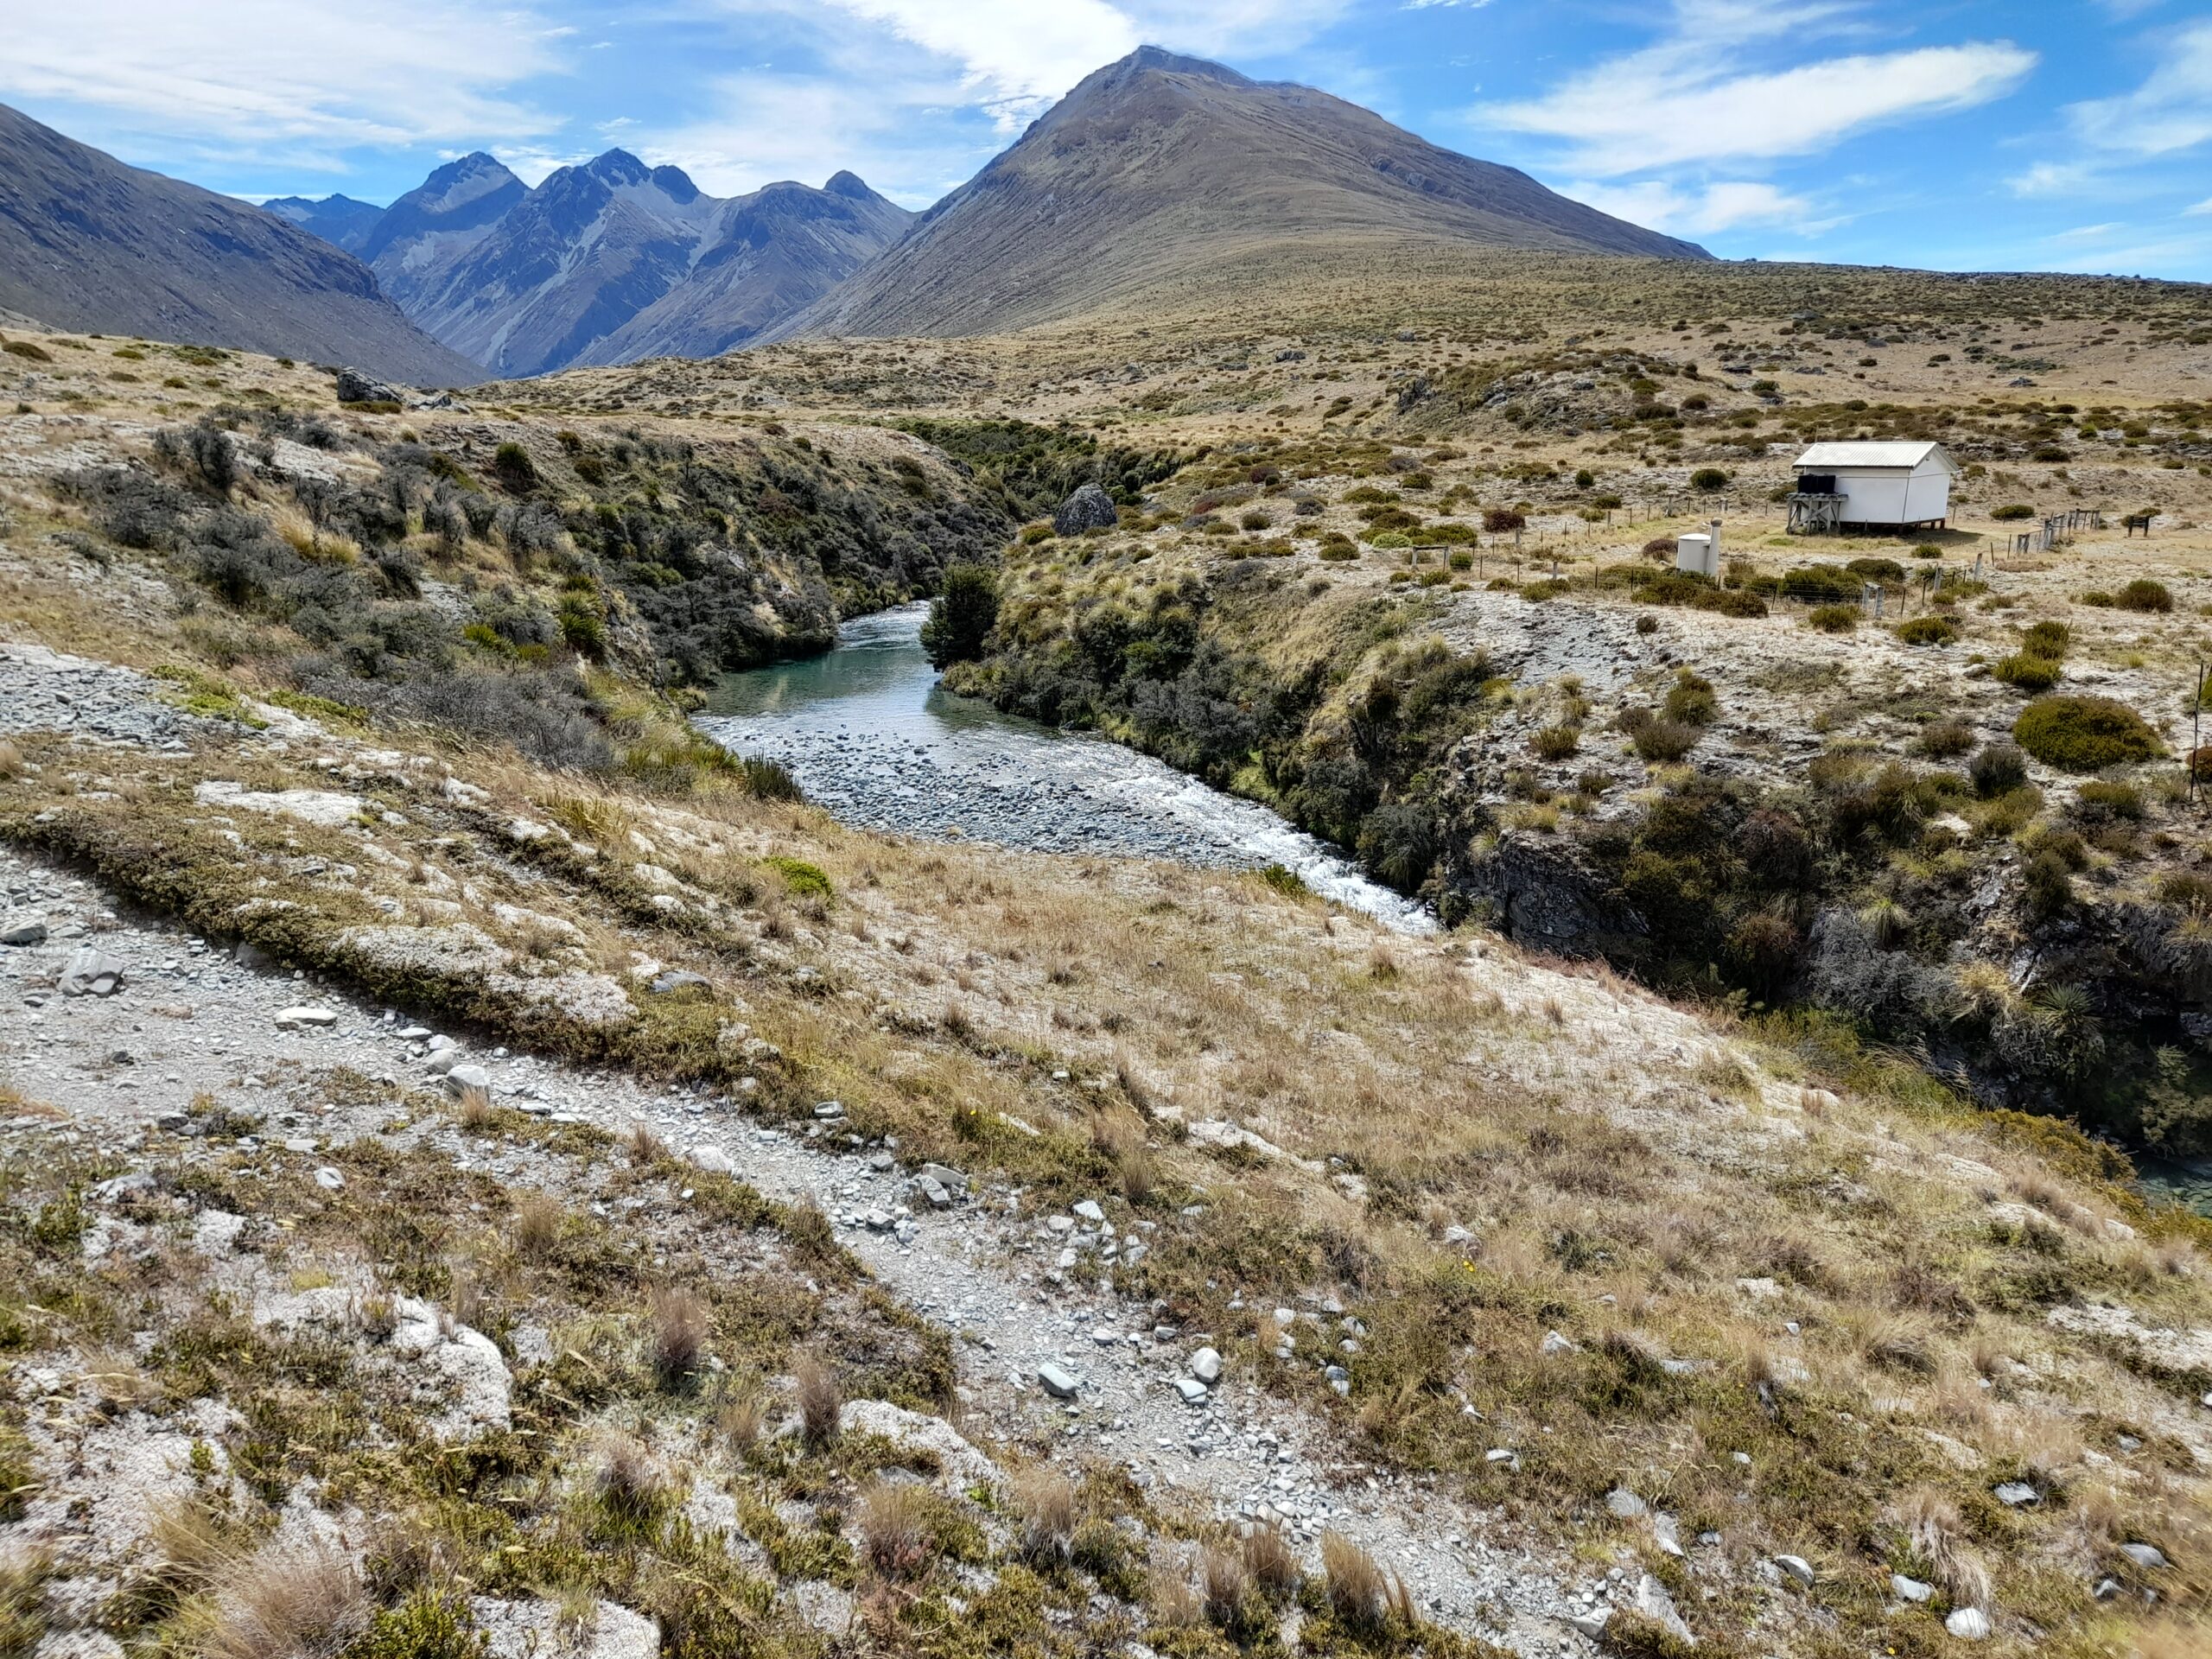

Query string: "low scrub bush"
[1917, 719, 1974, 759]
[1896, 615, 1960, 646]
[1969, 741, 2030, 796]
[1631, 716, 1700, 762]
[1807, 603, 1858, 632]
[1992, 504, 2035, 521]
[1993, 652, 2063, 691]
[2012, 696, 2161, 772]
[2115, 578, 2173, 613]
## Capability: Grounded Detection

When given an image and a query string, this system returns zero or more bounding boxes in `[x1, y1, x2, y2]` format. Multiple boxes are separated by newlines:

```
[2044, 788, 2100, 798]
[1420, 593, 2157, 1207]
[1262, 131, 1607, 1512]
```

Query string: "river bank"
[695, 606, 1433, 932]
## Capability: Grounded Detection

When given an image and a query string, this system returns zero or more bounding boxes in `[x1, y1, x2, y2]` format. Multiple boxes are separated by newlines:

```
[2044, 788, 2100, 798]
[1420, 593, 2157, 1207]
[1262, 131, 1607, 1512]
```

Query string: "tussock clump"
[1321, 1531, 1388, 1632]
[1012, 1466, 1076, 1564]
[185, 1543, 368, 1659]
[512, 1192, 564, 1261]
[794, 1347, 842, 1447]
[857, 1480, 933, 1580]
[715, 1385, 768, 1456]
[592, 1433, 668, 1529]
[1242, 1524, 1300, 1601]
[649, 1287, 710, 1387]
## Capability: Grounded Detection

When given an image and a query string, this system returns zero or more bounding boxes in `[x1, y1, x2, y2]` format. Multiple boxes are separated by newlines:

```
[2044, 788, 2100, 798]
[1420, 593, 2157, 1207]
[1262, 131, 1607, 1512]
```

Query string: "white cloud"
[0, 0, 567, 168]
[823, 0, 1140, 129]
[2065, 19, 2212, 156]
[2186, 196, 2212, 216]
[1564, 178, 1829, 235]
[2050, 222, 2125, 241]
[2008, 160, 2103, 199]
[1483, 36, 2035, 175]
[640, 67, 987, 202]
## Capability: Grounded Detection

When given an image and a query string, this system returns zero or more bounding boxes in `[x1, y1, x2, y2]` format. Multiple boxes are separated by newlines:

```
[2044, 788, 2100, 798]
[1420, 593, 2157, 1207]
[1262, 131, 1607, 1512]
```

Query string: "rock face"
[1053, 484, 1120, 536]
[261, 192, 384, 252]
[0, 100, 479, 385]
[782, 46, 1706, 342]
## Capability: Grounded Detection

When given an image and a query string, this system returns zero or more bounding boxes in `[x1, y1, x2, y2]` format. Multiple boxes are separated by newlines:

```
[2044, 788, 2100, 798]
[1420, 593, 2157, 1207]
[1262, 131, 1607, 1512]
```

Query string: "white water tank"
[1675, 518, 1722, 579]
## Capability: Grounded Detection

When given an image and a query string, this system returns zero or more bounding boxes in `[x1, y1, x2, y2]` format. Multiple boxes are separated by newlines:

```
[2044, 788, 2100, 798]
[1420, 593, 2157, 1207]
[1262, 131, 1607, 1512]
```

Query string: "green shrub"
[1662, 669, 1718, 726]
[1807, 604, 1858, 632]
[1895, 614, 1960, 645]
[764, 855, 833, 899]
[1846, 557, 1904, 582]
[1918, 719, 1974, 759]
[920, 562, 1000, 667]
[1779, 565, 1859, 601]
[1530, 724, 1580, 760]
[2073, 779, 2143, 821]
[1632, 716, 1700, 762]
[1447, 550, 1472, 571]
[1993, 653, 2063, 691]
[491, 442, 537, 491]
[1368, 531, 1412, 549]
[2116, 578, 2173, 613]
[1482, 507, 1525, 533]
[1317, 541, 1357, 563]
[2012, 696, 2162, 772]
[1969, 742, 2029, 796]
[1020, 522, 1057, 544]
[1991, 504, 2034, 521]
[1690, 467, 1730, 491]
[2021, 620, 2070, 658]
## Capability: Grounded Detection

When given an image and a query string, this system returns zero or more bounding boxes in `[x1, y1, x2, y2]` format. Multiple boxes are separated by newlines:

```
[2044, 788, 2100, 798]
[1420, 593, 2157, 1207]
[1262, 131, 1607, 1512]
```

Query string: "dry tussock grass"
[182, 1542, 368, 1659]
[793, 1347, 842, 1447]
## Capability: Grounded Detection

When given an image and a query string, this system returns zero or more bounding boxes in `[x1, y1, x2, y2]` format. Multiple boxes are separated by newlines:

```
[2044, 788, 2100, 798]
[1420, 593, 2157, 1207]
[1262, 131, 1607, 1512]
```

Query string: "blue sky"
[6, 1, 2211, 279]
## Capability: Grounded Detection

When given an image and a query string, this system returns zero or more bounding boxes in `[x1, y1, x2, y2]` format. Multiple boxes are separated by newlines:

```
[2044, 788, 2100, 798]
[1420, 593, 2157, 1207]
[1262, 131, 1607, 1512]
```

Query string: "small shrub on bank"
[1896, 614, 1960, 646]
[1530, 723, 1580, 760]
[1970, 741, 2030, 795]
[1807, 603, 1859, 632]
[2012, 696, 2162, 772]
[1992, 504, 2034, 521]
[1993, 652, 2063, 691]
[1919, 719, 1975, 759]
[2115, 578, 2173, 613]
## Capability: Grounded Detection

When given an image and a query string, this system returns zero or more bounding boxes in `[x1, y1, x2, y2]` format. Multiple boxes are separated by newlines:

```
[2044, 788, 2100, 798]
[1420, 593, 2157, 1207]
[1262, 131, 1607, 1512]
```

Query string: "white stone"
[274, 1005, 340, 1029]
[1189, 1345, 1223, 1384]
[1775, 1554, 1815, 1586]
[1944, 1607, 1991, 1640]
[1891, 1574, 1934, 1603]
[686, 1146, 736, 1176]
[313, 1166, 344, 1191]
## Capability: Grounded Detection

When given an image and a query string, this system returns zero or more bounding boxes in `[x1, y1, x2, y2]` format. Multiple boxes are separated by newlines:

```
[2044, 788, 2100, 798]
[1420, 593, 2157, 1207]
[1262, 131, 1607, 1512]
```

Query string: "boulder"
[1944, 1607, 1991, 1640]
[1052, 483, 1118, 536]
[334, 366, 407, 405]
[60, 947, 124, 996]
[1630, 1575, 1694, 1645]
[0, 915, 47, 947]
[1189, 1345, 1224, 1384]
[649, 969, 712, 995]
[1036, 1362, 1080, 1399]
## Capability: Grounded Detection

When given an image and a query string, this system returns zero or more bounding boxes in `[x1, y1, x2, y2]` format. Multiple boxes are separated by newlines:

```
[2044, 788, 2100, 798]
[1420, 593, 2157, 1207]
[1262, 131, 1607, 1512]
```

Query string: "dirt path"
[0, 642, 1606, 1656]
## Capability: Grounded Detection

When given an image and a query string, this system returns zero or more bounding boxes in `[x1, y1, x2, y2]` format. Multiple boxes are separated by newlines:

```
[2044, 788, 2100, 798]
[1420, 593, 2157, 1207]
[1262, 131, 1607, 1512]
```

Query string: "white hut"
[1791, 441, 1955, 531]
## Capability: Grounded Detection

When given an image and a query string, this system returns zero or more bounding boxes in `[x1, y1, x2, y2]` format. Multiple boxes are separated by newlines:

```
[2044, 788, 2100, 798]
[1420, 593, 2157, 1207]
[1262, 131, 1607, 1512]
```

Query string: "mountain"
[350, 150, 911, 378]
[354, 152, 529, 309]
[262, 192, 384, 253]
[0, 102, 480, 385]
[786, 47, 1709, 340]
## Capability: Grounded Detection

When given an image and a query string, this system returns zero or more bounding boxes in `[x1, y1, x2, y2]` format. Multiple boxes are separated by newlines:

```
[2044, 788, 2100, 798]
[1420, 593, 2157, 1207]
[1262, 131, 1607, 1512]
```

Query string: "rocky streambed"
[696, 606, 1433, 932]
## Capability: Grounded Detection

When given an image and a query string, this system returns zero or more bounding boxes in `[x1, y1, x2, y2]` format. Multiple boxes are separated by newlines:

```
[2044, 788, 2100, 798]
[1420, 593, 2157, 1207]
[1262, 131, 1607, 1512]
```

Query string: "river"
[695, 604, 1433, 933]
